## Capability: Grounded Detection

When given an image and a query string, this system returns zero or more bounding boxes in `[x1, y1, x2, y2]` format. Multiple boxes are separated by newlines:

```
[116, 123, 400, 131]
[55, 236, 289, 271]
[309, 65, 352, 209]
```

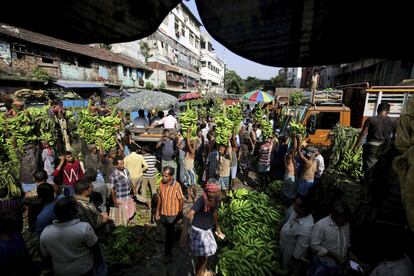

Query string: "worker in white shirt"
[313, 148, 325, 184]
[309, 201, 351, 276]
[148, 110, 177, 129]
[279, 196, 314, 275]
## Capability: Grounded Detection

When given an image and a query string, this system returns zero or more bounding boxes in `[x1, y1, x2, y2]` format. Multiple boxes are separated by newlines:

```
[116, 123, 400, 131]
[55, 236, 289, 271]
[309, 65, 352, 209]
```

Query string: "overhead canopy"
[117, 90, 178, 111]
[179, 92, 201, 101]
[54, 81, 106, 88]
[1, 0, 412, 66]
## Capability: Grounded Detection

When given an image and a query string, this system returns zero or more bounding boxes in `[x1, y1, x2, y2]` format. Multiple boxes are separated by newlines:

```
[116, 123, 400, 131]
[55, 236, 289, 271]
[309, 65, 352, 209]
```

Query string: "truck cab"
[304, 105, 351, 145]
[280, 90, 351, 146]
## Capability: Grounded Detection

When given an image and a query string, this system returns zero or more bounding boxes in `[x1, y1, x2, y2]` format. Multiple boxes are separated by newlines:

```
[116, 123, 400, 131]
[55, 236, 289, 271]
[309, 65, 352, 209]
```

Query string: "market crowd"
[1, 96, 413, 276]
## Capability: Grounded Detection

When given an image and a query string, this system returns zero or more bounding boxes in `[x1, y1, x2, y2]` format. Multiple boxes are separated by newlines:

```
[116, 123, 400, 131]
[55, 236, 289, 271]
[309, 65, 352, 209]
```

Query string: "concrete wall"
[59, 63, 99, 81]
[0, 44, 59, 79]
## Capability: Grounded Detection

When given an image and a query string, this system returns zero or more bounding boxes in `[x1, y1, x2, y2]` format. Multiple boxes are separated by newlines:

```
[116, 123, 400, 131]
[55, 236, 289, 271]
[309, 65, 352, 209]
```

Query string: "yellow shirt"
[123, 152, 148, 179]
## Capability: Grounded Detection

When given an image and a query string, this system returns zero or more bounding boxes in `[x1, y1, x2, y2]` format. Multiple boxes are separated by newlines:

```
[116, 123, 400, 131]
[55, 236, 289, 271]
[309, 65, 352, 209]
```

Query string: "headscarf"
[202, 181, 220, 212]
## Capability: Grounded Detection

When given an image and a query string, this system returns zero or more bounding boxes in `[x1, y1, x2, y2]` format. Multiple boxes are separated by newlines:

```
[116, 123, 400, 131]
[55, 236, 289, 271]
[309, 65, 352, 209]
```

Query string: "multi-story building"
[200, 32, 224, 94]
[303, 59, 414, 89]
[0, 24, 152, 95]
[278, 67, 302, 88]
[111, 3, 202, 95]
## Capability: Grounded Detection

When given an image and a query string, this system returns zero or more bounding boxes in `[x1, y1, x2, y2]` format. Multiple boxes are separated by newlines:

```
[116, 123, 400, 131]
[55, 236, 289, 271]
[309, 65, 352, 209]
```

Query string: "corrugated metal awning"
[54, 81, 106, 88]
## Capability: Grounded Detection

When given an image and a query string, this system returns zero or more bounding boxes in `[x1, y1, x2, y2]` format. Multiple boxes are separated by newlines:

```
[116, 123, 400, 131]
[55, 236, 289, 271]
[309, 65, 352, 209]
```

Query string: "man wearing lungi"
[179, 178, 224, 276]
[110, 158, 136, 226]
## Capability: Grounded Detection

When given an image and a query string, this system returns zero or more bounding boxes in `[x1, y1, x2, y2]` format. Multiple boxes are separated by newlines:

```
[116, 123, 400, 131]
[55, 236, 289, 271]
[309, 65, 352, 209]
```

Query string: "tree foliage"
[244, 76, 262, 91]
[224, 70, 244, 94]
[140, 41, 151, 64]
[145, 81, 154, 90]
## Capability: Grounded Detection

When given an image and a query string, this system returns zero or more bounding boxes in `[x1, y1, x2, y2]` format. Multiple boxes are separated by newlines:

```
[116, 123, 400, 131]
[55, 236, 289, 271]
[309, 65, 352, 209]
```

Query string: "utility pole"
[223, 48, 226, 93]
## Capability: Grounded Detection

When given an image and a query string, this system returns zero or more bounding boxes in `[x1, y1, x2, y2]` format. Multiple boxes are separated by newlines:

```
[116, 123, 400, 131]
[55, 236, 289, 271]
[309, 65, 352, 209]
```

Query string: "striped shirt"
[159, 180, 184, 216]
[258, 142, 272, 166]
[143, 154, 157, 178]
[110, 169, 132, 199]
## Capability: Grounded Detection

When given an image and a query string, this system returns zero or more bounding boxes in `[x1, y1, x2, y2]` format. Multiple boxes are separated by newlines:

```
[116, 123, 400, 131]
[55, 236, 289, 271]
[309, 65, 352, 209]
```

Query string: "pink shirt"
[157, 115, 177, 129]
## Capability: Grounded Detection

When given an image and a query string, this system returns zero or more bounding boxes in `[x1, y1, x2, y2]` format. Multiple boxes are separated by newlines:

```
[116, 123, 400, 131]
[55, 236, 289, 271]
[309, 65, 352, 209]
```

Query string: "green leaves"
[289, 90, 303, 106]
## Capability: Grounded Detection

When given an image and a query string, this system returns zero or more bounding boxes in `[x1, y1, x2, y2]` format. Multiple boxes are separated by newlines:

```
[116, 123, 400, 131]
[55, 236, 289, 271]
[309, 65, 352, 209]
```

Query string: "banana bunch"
[0, 115, 7, 163]
[289, 118, 307, 137]
[179, 103, 198, 140]
[254, 108, 273, 139]
[6, 111, 36, 148]
[103, 226, 157, 268]
[265, 180, 283, 196]
[227, 105, 243, 134]
[215, 106, 233, 145]
[217, 245, 279, 276]
[27, 106, 58, 145]
[208, 105, 221, 119]
[217, 188, 282, 275]
[96, 116, 121, 151]
[103, 226, 137, 267]
[155, 172, 162, 189]
[253, 107, 265, 123]
[0, 163, 22, 198]
[261, 119, 273, 139]
[74, 109, 99, 144]
[330, 125, 363, 179]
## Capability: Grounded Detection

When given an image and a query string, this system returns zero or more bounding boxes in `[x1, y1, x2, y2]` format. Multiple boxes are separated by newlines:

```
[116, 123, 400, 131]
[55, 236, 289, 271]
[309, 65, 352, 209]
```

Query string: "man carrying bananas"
[179, 179, 224, 276]
[217, 142, 232, 194]
[183, 127, 197, 202]
[296, 135, 317, 196]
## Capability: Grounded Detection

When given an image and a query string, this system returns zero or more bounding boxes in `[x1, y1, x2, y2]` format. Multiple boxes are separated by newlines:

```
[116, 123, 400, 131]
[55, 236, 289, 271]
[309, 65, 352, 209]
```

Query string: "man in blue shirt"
[36, 184, 58, 236]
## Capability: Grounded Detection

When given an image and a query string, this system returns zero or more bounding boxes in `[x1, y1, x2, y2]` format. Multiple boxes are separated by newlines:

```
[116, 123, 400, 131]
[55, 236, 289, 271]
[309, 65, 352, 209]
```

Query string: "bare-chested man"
[283, 135, 298, 201]
[297, 135, 317, 196]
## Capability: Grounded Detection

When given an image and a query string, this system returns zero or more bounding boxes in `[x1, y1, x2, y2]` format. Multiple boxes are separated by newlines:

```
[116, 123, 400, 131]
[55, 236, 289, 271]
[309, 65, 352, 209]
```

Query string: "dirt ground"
[113, 172, 259, 276]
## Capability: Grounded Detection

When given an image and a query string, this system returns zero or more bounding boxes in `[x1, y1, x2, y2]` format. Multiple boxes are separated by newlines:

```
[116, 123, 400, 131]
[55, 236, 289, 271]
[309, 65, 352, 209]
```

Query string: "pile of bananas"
[330, 125, 363, 179]
[103, 226, 157, 268]
[96, 116, 121, 151]
[215, 107, 234, 145]
[0, 163, 22, 198]
[179, 103, 198, 140]
[217, 188, 282, 275]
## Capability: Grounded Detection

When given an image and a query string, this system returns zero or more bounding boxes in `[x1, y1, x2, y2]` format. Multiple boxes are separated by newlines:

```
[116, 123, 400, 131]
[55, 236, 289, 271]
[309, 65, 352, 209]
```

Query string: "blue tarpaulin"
[62, 99, 89, 107]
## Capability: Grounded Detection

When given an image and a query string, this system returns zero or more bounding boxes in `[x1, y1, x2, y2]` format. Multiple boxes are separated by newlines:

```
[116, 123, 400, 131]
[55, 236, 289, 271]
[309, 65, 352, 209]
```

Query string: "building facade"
[277, 67, 302, 88]
[0, 24, 151, 95]
[111, 3, 203, 95]
[200, 32, 224, 94]
[303, 59, 414, 89]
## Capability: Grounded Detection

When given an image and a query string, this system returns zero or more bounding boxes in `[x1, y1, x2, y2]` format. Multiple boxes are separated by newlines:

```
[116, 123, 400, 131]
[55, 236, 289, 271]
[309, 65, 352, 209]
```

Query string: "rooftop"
[0, 23, 151, 71]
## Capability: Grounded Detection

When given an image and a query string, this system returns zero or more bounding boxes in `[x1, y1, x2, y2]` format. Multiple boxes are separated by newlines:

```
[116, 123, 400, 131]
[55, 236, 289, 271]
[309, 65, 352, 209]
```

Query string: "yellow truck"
[281, 85, 414, 146]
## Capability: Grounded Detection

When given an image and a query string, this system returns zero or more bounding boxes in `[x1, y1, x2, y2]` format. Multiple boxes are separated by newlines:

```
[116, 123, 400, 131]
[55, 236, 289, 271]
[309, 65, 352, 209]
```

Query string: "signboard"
[0, 40, 11, 65]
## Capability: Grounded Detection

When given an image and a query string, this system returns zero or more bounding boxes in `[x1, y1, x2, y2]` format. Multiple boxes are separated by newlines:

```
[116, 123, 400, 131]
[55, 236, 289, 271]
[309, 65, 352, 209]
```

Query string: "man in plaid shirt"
[110, 158, 136, 225]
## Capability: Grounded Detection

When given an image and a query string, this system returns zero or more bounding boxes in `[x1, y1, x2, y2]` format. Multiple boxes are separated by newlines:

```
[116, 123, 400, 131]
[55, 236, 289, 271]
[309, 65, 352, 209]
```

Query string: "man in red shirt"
[53, 151, 84, 196]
